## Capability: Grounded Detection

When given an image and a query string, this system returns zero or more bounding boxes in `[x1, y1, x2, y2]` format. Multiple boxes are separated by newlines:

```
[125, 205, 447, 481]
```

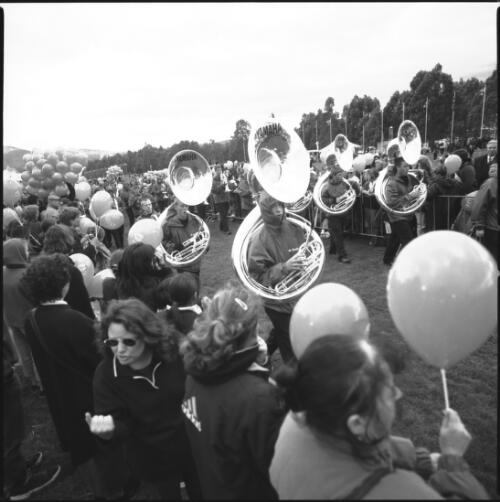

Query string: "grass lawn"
[17, 216, 498, 499]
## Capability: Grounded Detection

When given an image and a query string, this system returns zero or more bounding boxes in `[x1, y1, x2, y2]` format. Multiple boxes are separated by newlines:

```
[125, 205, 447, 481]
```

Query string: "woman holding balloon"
[270, 334, 489, 499]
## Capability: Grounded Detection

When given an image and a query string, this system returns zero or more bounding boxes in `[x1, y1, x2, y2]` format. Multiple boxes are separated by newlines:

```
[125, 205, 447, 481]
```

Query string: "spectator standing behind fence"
[425, 163, 462, 231]
[473, 139, 497, 189]
[180, 284, 285, 499]
[471, 163, 498, 265]
[211, 164, 232, 235]
[414, 156, 433, 235]
[269, 334, 489, 499]
[86, 299, 202, 500]
[454, 149, 477, 194]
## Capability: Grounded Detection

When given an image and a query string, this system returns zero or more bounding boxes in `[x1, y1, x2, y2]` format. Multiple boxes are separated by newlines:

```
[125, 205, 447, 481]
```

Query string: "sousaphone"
[157, 150, 212, 266]
[232, 115, 325, 300]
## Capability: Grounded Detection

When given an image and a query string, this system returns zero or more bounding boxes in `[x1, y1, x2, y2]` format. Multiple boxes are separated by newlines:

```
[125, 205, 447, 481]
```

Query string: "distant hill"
[2, 146, 121, 171]
[3, 146, 31, 171]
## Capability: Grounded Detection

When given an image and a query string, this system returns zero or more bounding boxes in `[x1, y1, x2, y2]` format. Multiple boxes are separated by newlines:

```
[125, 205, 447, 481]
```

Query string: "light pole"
[328, 116, 332, 143]
[381, 109, 384, 151]
[480, 84, 487, 138]
[424, 97, 429, 146]
[450, 91, 456, 145]
[402, 102, 405, 122]
[315, 119, 319, 150]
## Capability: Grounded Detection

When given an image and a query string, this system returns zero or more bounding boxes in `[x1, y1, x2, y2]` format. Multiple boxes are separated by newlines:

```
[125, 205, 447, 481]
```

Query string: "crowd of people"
[2, 138, 497, 500]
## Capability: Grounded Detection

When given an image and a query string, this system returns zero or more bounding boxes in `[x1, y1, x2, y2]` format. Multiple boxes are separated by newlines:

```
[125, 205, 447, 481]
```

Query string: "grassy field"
[17, 216, 498, 499]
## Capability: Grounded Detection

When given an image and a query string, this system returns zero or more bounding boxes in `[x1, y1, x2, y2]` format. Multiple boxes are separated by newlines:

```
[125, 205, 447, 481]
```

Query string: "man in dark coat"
[473, 139, 497, 189]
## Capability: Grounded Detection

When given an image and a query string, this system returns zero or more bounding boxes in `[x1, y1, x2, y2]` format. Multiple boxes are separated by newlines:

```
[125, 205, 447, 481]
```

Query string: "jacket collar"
[112, 355, 163, 390]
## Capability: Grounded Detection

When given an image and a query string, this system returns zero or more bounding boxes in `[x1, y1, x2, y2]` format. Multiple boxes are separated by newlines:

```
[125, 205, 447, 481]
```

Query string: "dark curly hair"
[180, 282, 262, 373]
[42, 224, 74, 254]
[97, 298, 180, 362]
[115, 243, 159, 303]
[58, 207, 81, 227]
[273, 334, 393, 458]
[21, 253, 72, 304]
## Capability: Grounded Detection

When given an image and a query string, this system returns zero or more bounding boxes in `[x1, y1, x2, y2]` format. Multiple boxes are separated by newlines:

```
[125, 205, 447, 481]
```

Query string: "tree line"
[85, 63, 497, 179]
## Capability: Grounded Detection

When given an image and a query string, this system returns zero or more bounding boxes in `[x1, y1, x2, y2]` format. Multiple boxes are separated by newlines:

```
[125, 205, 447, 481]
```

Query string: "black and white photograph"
[2, 2, 498, 500]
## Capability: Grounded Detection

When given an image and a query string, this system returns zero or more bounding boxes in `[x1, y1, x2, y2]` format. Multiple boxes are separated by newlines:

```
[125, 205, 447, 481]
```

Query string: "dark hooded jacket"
[92, 352, 192, 480]
[247, 196, 305, 314]
[183, 343, 286, 500]
[162, 205, 203, 275]
[426, 175, 462, 231]
[24, 303, 100, 466]
[3, 238, 34, 328]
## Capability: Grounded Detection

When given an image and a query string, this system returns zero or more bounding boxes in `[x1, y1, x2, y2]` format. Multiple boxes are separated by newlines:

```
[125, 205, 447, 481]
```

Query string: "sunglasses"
[104, 338, 137, 348]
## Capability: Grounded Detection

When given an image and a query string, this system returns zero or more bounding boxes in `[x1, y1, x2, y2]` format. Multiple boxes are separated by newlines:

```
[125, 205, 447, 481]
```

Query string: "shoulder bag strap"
[27, 308, 92, 384]
[342, 466, 392, 500]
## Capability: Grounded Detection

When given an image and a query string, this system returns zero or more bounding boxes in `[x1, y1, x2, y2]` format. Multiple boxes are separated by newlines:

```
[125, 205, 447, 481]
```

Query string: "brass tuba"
[312, 171, 356, 215]
[232, 115, 325, 300]
[285, 190, 313, 213]
[373, 122, 427, 215]
[157, 150, 212, 266]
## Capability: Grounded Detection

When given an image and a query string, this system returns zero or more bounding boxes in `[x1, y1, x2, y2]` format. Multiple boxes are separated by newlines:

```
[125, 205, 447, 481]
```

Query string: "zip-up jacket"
[92, 352, 188, 470]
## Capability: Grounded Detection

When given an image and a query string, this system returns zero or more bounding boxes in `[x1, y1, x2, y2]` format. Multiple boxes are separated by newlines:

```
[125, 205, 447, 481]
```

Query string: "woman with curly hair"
[85, 298, 201, 500]
[20, 253, 104, 495]
[270, 334, 488, 499]
[180, 283, 285, 499]
[114, 242, 172, 311]
[41, 225, 95, 319]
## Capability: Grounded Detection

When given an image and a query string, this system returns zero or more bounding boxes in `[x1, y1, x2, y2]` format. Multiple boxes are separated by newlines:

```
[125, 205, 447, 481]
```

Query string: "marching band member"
[211, 164, 232, 235]
[382, 156, 420, 266]
[247, 174, 304, 364]
[161, 198, 204, 292]
[322, 155, 358, 263]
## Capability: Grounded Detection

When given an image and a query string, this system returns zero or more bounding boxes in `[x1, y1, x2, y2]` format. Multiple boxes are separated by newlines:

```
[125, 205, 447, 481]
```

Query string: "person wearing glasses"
[270, 334, 488, 499]
[86, 298, 201, 500]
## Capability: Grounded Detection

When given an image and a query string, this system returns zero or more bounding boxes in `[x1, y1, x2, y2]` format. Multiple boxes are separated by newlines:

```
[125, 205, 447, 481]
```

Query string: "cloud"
[3, 3, 497, 151]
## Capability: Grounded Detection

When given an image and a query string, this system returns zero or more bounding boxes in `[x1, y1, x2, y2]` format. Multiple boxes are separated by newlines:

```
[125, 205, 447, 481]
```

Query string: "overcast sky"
[3, 2, 497, 153]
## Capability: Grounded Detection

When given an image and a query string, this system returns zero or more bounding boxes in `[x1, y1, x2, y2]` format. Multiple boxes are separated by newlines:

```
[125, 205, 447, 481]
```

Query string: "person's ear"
[346, 414, 368, 438]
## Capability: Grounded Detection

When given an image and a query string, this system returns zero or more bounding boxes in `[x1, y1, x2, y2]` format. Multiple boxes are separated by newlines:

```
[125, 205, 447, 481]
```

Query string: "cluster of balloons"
[106, 165, 123, 178]
[13, 149, 89, 202]
[88, 190, 124, 231]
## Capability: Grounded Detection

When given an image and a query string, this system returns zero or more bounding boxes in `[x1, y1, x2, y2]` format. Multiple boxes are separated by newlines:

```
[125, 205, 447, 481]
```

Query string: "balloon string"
[440, 369, 450, 410]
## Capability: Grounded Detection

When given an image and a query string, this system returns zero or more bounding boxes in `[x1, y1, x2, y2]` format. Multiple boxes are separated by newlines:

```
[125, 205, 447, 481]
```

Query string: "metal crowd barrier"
[309, 193, 471, 239]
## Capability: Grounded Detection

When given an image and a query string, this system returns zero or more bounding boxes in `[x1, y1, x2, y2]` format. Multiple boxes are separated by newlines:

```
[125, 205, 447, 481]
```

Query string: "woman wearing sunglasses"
[86, 298, 201, 500]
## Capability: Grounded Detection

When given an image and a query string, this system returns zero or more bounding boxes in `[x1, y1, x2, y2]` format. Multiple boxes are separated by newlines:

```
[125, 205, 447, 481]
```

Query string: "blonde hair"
[180, 282, 263, 373]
